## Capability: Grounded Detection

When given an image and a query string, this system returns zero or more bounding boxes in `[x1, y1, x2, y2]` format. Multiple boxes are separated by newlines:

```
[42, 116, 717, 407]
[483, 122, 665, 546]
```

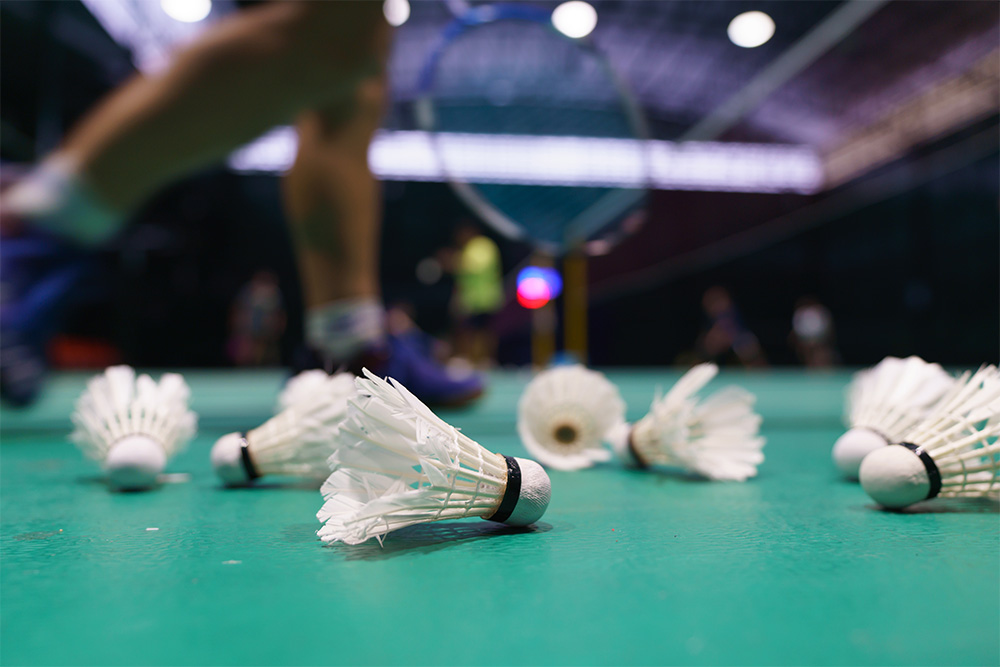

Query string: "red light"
[518, 292, 550, 309]
[517, 277, 551, 309]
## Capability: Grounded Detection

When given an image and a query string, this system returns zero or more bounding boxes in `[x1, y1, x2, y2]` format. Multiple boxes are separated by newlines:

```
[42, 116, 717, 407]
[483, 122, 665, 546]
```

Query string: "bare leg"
[58, 1, 388, 212]
[284, 75, 388, 308]
[281, 73, 484, 405]
[281, 70, 390, 363]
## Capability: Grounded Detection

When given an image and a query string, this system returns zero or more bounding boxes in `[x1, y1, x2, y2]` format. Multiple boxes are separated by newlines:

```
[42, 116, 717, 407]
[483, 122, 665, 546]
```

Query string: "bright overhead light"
[229, 128, 823, 194]
[727, 11, 775, 48]
[160, 0, 211, 23]
[551, 1, 597, 39]
[383, 0, 410, 27]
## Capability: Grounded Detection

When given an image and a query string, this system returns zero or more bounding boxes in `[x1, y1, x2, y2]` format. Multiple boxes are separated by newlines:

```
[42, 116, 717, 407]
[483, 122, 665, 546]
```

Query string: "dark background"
[2, 0, 997, 368]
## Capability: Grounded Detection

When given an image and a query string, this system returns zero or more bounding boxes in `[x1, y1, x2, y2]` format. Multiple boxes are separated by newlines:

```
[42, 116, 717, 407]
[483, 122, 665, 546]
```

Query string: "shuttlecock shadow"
[75, 474, 158, 492]
[76, 472, 190, 491]
[865, 498, 999, 514]
[330, 521, 554, 561]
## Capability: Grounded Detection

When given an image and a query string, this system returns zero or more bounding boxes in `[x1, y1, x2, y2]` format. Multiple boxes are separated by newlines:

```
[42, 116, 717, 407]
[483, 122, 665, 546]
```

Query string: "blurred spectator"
[790, 296, 838, 368]
[697, 286, 767, 367]
[227, 270, 286, 366]
[446, 222, 504, 369]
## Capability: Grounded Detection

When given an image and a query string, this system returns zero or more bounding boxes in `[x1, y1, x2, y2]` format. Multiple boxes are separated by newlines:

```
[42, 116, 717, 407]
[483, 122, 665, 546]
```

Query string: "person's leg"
[285, 80, 483, 406]
[0, 1, 388, 405]
[287, 81, 386, 304]
[2, 1, 389, 242]
[65, 1, 390, 211]
[285, 76, 387, 363]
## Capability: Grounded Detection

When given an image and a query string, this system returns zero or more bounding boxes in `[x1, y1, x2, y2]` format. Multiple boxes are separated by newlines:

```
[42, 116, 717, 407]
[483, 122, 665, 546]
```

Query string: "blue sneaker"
[0, 231, 93, 406]
[375, 333, 484, 407]
[293, 333, 485, 408]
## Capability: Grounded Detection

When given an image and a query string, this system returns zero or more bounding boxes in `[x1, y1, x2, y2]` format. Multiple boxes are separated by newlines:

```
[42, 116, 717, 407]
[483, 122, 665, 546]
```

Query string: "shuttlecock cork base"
[105, 435, 168, 491]
[627, 429, 650, 470]
[859, 443, 942, 509]
[210, 433, 260, 486]
[831, 427, 889, 480]
[486, 455, 550, 526]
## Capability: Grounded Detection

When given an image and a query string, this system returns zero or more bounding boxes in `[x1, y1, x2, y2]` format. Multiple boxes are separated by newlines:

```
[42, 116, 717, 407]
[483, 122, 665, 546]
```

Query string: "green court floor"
[2, 369, 998, 666]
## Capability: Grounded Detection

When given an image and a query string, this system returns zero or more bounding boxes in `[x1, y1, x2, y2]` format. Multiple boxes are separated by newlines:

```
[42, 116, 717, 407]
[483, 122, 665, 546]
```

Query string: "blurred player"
[449, 222, 504, 369]
[697, 286, 767, 367]
[789, 296, 838, 368]
[227, 270, 287, 367]
[0, 1, 483, 406]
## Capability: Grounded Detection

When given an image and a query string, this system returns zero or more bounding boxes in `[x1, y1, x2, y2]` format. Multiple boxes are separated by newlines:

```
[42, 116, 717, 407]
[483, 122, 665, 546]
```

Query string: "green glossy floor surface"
[2, 369, 998, 666]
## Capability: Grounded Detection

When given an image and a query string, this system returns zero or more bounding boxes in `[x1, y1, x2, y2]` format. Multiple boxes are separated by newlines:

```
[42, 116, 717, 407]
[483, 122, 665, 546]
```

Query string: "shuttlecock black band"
[488, 456, 522, 524]
[901, 442, 941, 500]
[627, 429, 649, 469]
[238, 434, 260, 481]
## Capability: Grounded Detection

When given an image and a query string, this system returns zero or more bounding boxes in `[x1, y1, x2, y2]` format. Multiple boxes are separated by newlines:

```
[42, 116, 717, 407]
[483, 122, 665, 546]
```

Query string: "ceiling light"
[551, 1, 597, 39]
[727, 11, 775, 48]
[383, 0, 411, 27]
[160, 0, 211, 23]
[229, 129, 823, 194]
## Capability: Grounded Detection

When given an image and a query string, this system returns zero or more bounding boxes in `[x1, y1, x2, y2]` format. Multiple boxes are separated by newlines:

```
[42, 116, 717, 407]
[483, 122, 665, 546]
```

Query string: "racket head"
[415, 3, 650, 256]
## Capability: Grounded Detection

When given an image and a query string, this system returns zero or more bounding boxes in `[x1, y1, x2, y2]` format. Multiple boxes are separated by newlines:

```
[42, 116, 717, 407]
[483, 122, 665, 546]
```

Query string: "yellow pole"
[531, 302, 556, 368]
[563, 248, 588, 363]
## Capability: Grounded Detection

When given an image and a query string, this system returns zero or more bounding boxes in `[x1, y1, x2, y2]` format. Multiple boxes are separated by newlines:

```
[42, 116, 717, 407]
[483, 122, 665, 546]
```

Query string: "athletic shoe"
[0, 231, 92, 406]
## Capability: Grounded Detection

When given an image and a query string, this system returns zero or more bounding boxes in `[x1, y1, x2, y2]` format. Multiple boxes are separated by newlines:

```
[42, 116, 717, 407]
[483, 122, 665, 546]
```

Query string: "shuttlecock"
[832, 356, 954, 479]
[859, 365, 1000, 509]
[211, 370, 354, 486]
[610, 363, 764, 481]
[517, 365, 626, 471]
[71, 365, 196, 491]
[318, 368, 551, 545]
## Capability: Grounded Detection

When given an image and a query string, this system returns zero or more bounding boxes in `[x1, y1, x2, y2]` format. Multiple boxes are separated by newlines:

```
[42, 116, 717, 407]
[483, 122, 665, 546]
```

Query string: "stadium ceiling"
[394, 1, 997, 144]
[12, 0, 1000, 189]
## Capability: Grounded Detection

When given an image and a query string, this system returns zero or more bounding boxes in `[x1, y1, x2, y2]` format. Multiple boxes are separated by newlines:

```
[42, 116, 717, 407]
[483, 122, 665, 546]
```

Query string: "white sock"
[1, 156, 124, 245]
[306, 297, 386, 362]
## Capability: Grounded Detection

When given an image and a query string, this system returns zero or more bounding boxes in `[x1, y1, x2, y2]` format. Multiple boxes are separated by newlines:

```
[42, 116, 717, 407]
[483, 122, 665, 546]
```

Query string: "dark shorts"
[464, 312, 493, 330]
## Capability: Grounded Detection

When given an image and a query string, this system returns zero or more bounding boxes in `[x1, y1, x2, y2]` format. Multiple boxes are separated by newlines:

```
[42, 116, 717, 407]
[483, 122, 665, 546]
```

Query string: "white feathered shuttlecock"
[71, 365, 196, 490]
[275, 369, 349, 412]
[517, 365, 626, 471]
[859, 364, 1000, 509]
[833, 356, 955, 479]
[210, 370, 354, 486]
[609, 363, 764, 481]
[317, 368, 551, 545]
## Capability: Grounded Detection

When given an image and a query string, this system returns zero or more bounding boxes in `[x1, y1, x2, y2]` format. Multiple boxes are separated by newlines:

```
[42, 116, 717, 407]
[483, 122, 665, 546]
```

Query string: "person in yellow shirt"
[451, 223, 504, 368]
